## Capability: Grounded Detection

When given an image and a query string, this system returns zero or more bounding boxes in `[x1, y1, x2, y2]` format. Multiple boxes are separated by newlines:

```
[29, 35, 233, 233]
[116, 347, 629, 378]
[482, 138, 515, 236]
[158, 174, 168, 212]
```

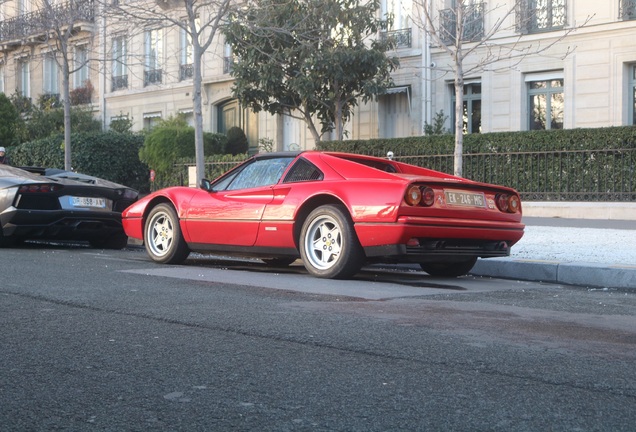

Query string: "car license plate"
[71, 197, 106, 208]
[445, 190, 485, 208]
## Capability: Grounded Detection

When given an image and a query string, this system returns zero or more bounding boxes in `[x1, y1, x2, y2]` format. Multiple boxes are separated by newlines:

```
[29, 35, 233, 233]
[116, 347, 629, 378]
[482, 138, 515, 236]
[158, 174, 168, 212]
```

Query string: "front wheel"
[300, 205, 364, 279]
[419, 257, 477, 277]
[144, 203, 190, 264]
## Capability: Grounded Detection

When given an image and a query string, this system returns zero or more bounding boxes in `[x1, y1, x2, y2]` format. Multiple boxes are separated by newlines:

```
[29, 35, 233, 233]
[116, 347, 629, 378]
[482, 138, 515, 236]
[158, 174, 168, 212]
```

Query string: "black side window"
[283, 158, 323, 183]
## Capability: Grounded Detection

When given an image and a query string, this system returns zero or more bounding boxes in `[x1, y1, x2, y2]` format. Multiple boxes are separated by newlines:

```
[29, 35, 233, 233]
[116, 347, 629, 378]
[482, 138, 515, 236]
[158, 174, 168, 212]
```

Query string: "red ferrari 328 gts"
[122, 151, 524, 279]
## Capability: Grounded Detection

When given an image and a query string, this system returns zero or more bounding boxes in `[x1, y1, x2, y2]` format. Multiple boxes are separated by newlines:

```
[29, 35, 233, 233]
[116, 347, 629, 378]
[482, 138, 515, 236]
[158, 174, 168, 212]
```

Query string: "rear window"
[283, 158, 324, 183]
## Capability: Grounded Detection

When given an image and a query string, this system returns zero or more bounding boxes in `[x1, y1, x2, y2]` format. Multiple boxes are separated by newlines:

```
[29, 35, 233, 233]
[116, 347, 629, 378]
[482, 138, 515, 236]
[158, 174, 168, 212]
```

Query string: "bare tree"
[103, 0, 233, 185]
[12, 0, 97, 170]
[413, 0, 591, 177]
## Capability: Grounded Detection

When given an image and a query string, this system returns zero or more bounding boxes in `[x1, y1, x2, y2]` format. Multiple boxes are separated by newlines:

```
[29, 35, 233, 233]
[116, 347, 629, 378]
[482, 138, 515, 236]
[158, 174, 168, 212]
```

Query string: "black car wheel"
[144, 203, 190, 264]
[419, 257, 478, 277]
[300, 205, 364, 279]
[0, 230, 16, 248]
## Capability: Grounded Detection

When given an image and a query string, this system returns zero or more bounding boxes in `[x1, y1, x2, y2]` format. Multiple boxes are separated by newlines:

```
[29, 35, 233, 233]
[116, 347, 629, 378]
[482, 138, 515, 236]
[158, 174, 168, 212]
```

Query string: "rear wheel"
[144, 203, 190, 264]
[419, 257, 477, 277]
[300, 205, 364, 279]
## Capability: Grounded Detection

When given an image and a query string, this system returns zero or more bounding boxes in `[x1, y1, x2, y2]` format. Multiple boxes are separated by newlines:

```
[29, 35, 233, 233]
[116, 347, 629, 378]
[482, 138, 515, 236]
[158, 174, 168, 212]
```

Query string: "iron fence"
[160, 148, 635, 202]
[391, 148, 636, 202]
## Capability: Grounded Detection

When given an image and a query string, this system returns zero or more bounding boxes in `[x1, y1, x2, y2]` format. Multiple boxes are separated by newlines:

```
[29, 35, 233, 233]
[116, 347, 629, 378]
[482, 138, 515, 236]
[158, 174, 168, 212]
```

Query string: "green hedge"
[318, 127, 636, 154]
[9, 132, 150, 192]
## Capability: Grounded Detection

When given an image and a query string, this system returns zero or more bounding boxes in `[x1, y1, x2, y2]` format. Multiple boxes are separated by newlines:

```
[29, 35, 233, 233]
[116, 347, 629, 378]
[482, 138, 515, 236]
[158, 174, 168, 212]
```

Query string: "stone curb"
[471, 258, 636, 290]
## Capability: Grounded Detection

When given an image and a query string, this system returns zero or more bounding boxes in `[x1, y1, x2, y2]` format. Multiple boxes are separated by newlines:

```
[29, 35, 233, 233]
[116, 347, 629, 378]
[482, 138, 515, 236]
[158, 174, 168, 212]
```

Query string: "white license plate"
[445, 190, 486, 208]
[71, 197, 106, 208]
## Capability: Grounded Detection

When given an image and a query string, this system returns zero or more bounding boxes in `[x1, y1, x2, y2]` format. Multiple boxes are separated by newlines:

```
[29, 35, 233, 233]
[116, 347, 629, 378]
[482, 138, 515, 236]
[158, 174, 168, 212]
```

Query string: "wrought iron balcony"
[379, 28, 412, 50]
[144, 69, 163, 86]
[180, 63, 194, 81]
[620, 0, 636, 20]
[439, 2, 484, 45]
[0, 0, 94, 45]
[111, 75, 128, 92]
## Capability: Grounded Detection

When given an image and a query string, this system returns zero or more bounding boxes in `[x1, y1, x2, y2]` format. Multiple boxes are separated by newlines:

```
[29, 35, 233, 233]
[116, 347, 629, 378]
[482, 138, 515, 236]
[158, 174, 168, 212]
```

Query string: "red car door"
[184, 187, 274, 246]
[182, 157, 294, 246]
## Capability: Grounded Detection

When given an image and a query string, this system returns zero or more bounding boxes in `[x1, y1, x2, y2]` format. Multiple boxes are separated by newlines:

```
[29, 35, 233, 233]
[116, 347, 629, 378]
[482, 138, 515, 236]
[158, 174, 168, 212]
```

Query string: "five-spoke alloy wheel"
[300, 205, 364, 279]
[144, 203, 190, 264]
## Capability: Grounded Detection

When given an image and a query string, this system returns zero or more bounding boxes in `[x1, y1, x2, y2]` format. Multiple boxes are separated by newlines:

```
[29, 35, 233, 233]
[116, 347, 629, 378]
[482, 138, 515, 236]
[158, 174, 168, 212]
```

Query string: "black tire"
[419, 257, 478, 277]
[262, 258, 297, 267]
[0, 230, 16, 248]
[144, 203, 190, 264]
[299, 205, 364, 279]
[89, 232, 129, 250]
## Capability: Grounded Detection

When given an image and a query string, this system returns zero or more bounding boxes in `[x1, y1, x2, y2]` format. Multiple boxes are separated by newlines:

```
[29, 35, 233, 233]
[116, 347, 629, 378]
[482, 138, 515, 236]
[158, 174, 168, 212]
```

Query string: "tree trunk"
[63, 54, 72, 171]
[453, 3, 464, 178]
[193, 40, 205, 186]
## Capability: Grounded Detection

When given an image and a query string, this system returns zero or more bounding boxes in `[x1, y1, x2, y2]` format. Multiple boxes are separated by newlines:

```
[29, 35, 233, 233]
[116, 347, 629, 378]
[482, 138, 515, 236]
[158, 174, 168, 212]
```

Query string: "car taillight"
[405, 185, 422, 206]
[19, 184, 62, 193]
[422, 187, 435, 206]
[405, 185, 435, 207]
[496, 193, 520, 213]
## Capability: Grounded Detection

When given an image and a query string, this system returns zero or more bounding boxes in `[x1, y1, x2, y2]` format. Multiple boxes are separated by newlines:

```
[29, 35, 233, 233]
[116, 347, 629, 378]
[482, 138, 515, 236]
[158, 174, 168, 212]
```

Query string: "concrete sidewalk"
[471, 215, 636, 290]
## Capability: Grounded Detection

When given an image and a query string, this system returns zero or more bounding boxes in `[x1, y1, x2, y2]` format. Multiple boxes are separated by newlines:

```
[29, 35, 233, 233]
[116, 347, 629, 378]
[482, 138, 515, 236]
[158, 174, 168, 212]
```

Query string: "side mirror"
[199, 178, 212, 191]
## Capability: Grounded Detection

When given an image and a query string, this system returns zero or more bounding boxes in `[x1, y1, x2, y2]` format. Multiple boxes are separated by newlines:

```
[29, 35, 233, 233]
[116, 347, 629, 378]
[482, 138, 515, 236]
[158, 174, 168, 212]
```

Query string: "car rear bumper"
[1, 208, 124, 240]
[355, 216, 525, 260]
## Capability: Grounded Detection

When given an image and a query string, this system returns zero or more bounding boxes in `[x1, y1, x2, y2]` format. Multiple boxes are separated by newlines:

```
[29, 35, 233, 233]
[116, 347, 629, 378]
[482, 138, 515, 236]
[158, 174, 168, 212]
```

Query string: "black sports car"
[0, 165, 138, 249]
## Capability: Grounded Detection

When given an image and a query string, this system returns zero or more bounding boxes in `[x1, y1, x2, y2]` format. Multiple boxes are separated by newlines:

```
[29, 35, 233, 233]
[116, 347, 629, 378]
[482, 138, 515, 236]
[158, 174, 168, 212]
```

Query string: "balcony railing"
[439, 2, 484, 45]
[180, 63, 194, 81]
[516, 0, 566, 34]
[144, 69, 163, 86]
[111, 74, 128, 91]
[379, 28, 412, 49]
[620, 0, 636, 20]
[0, 0, 94, 43]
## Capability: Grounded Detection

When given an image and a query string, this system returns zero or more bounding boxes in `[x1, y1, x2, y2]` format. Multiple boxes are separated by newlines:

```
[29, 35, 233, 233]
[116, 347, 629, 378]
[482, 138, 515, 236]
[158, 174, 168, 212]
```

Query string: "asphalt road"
[2, 243, 636, 431]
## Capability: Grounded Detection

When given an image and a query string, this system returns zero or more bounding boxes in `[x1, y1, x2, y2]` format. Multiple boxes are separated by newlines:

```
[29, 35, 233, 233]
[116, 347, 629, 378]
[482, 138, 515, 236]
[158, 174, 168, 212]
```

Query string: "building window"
[620, 0, 636, 20]
[380, 0, 413, 48]
[630, 65, 636, 125]
[18, 0, 30, 15]
[223, 43, 233, 74]
[74, 45, 89, 88]
[180, 26, 194, 81]
[451, 83, 482, 134]
[144, 29, 163, 86]
[43, 53, 59, 96]
[439, 1, 485, 45]
[517, 0, 566, 34]
[379, 86, 411, 138]
[179, 109, 194, 126]
[218, 99, 239, 134]
[18, 60, 30, 97]
[528, 77, 563, 130]
[112, 36, 128, 91]
[143, 112, 162, 130]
